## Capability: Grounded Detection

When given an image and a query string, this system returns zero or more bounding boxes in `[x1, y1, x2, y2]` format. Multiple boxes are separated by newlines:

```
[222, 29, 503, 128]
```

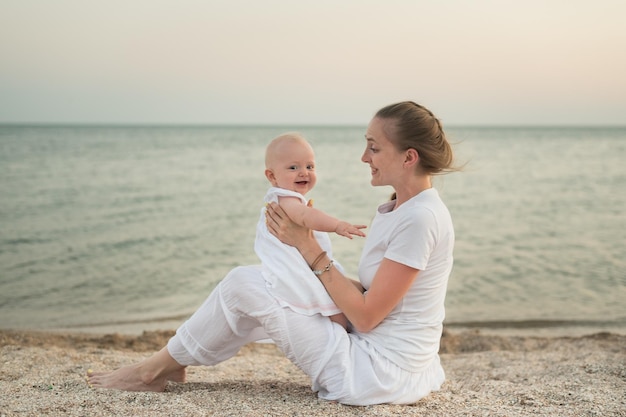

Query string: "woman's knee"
[220, 266, 263, 292]
[218, 265, 268, 309]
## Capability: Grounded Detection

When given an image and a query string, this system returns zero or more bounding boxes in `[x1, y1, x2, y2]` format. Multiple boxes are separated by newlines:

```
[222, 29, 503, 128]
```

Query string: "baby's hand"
[335, 221, 367, 239]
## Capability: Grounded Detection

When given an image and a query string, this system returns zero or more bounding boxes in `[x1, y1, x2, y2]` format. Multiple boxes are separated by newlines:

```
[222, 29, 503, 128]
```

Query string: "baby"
[255, 133, 366, 329]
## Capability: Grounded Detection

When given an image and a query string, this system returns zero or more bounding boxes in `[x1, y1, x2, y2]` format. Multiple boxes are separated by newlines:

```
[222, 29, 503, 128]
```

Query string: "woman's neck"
[392, 176, 432, 209]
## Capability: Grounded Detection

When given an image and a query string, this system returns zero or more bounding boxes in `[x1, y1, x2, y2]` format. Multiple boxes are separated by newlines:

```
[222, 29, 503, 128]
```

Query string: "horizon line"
[2, 122, 626, 129]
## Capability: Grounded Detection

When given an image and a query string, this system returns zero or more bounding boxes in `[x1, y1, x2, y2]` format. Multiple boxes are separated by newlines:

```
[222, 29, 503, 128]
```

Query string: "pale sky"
[1, 0, 625, 125]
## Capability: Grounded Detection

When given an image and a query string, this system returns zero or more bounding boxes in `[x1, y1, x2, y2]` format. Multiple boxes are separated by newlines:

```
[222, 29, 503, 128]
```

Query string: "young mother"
[88, 101, 457, 406]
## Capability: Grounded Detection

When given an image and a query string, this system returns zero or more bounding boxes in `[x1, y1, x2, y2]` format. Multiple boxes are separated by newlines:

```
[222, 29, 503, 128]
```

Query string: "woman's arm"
[266, 202, 418, 333]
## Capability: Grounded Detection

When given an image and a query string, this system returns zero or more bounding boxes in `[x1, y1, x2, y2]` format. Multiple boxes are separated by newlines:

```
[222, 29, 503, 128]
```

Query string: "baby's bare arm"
[334, 221, 367, 239]
[278, 197, 366, 238]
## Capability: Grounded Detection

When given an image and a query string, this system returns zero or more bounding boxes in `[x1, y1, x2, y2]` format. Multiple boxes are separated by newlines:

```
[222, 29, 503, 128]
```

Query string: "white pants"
[167, 265, 445, 405]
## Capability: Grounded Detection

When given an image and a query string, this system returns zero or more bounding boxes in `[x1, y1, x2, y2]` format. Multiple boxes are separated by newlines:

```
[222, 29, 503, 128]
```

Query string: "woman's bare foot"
[86, 347, 186, 392]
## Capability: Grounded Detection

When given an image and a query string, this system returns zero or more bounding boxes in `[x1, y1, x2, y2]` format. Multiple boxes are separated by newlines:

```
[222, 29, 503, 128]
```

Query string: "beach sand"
[1, 328, 624, 416]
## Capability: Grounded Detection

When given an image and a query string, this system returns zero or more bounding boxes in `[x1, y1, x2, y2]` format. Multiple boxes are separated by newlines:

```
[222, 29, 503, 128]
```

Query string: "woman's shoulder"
[407, 189, 449, 214]
[390, 189, 452, 229]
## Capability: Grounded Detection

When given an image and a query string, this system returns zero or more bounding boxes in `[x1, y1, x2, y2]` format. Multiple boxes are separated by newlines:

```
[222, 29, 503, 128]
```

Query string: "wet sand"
[1, 328, 624, 416]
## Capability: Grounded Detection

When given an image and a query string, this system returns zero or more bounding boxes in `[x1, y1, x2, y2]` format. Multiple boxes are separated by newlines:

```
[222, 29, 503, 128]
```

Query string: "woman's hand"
[265, 202, 314, 248]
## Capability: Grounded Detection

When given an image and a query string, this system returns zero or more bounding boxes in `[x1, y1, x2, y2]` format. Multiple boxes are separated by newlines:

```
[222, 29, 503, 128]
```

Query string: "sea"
[1, 125, 625, 336]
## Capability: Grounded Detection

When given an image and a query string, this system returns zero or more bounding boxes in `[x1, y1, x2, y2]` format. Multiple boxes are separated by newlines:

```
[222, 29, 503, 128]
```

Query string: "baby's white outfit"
[254, 187, 341, 316]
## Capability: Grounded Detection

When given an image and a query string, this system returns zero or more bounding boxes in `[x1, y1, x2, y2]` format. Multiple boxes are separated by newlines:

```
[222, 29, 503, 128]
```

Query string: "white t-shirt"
[355, 188, 454, 372]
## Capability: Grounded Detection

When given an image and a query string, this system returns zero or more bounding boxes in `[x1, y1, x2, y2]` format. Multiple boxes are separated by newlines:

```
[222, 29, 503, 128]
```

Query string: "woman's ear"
[404, 148, 419, 168]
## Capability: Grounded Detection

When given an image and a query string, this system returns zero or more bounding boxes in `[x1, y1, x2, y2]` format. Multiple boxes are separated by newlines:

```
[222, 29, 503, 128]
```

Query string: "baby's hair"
[265, 132, 311, 168]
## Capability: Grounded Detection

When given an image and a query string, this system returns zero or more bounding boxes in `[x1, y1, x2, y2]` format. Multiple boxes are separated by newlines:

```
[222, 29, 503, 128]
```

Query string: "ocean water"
[1, 125, 625, 335]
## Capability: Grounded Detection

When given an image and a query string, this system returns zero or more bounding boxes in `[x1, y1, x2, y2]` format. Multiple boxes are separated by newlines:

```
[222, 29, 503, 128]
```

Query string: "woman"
[87, 101, 457, 406]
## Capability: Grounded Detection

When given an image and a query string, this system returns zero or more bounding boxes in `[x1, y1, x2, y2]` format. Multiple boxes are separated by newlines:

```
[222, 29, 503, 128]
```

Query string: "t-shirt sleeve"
[384, 207, 437, 271]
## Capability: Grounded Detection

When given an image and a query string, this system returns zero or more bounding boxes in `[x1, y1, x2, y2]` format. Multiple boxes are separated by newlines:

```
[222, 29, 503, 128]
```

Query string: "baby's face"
[267, 140, 317, 195]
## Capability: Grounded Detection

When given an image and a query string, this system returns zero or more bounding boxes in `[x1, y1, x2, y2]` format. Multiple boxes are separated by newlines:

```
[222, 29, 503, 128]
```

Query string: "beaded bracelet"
[312, 259, 334, 277]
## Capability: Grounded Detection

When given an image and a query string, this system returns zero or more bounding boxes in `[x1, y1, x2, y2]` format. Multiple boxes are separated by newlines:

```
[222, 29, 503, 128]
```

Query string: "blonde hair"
[375, 101, 456, 175]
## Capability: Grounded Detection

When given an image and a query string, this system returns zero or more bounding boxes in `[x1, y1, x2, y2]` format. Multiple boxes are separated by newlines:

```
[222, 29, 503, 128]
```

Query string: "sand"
[1, 328, 624, 416]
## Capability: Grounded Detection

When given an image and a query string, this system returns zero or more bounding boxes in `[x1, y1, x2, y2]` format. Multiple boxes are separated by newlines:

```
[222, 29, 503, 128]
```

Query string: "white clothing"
[168, 266, 445, 405]
[254, 187, 341, 316]
[356, 188, 454, 372]
[168, 188, 453, 405]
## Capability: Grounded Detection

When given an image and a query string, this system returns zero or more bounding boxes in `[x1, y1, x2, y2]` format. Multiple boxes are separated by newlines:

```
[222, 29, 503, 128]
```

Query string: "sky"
[1, 0, 625, 126]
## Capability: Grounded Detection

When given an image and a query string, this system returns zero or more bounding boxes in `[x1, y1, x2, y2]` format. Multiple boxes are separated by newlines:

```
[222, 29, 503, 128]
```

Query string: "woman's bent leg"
[87, 266, 270, 391]
[89, 265, 351, 395]
[170, 265, 351, 394]
[168, 265, 273, 366]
